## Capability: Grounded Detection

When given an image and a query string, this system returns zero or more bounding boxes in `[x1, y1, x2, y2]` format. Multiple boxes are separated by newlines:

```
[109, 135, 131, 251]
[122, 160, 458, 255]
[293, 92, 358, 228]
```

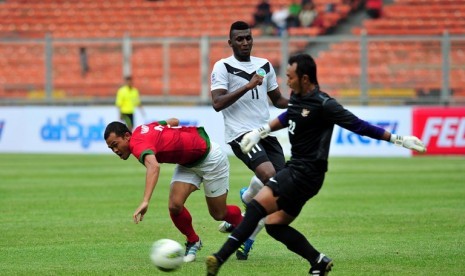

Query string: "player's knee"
[168, 202, 184, 215]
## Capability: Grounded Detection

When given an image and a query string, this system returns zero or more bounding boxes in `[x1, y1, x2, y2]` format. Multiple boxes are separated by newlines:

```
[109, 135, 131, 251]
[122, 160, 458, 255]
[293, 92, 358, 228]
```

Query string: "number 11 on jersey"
[251, 88, 259, 99]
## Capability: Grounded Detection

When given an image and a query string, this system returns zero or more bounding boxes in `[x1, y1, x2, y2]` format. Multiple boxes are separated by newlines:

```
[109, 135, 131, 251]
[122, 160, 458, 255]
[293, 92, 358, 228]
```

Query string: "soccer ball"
[150, 239, 184, 272]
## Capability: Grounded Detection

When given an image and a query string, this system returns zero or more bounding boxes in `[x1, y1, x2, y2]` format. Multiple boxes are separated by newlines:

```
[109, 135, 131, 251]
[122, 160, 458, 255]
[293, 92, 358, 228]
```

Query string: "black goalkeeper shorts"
[266, 162, 325, 218]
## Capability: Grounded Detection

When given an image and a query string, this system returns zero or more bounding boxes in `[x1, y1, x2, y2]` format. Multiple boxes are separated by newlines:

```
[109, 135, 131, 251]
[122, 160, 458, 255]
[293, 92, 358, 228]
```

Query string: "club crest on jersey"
[141, 125, 149, 134]
[301, 108, 310, 117]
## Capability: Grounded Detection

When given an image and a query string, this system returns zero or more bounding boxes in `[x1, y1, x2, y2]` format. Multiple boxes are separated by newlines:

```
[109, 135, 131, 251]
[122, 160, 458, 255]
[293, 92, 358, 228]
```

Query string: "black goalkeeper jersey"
[285, 87, 381, 172]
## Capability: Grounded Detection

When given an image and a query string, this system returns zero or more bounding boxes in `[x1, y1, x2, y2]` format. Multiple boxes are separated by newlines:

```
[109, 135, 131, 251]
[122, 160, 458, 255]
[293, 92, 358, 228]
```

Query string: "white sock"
[242, 176, 264, 203]
[242, 176, 266, 241]
[248, 218, 265, 241]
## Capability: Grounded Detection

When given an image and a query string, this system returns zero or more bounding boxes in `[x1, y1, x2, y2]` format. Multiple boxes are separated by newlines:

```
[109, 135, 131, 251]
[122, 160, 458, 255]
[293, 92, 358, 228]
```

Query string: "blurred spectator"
[299, 2, 319, 28]
[271, 4, 290, 36]
[286, 0, 302, 28]
[253, 0, 273, 27]
[79, 47, 89, 77]
[366, 0, 383, 19]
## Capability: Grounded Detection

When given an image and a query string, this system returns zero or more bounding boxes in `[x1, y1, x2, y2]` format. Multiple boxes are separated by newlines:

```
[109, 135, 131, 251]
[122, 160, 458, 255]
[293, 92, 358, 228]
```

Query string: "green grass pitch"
[1, 154, 464, 275]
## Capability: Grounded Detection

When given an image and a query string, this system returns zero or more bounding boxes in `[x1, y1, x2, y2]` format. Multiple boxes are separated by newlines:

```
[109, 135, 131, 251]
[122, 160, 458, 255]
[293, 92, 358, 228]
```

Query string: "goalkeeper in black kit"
[206, 53, 426, 276]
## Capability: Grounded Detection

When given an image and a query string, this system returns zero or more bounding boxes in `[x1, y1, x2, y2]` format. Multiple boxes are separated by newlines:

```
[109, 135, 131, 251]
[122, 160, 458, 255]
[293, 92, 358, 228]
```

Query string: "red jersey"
[129, 121, 211, 166]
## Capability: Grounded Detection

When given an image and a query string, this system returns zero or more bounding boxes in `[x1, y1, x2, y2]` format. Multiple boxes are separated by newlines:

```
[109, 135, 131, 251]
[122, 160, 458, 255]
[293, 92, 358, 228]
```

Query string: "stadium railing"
[0, 33, 464, 106]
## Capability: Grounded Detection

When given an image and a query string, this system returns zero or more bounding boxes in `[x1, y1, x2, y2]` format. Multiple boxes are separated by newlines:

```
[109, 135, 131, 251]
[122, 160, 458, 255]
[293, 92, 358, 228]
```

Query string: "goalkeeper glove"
[390, 134, 427, 153]
[240, 124, 271, 154]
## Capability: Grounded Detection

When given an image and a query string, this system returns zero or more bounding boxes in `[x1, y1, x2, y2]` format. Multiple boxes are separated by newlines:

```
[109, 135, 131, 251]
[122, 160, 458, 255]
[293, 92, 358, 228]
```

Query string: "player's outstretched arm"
[390, 134, 427, 153]
[335, 113, 427, 153]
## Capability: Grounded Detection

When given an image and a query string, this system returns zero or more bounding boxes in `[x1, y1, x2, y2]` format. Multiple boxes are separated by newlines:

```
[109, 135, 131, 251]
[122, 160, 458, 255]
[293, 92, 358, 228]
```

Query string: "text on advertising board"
[413, 107, 465, 155]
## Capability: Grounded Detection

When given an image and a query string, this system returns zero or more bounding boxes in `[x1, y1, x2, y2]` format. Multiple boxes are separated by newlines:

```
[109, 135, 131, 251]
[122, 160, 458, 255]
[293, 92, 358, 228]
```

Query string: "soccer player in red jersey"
[104, 118, 243, 263]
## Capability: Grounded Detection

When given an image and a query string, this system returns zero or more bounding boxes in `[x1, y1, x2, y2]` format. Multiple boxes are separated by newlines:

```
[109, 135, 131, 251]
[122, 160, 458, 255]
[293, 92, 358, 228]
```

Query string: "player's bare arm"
[381, 130, 391, 141]
[211, 74, 264, 111]
[268, 88, 289, 109]
[133, 154, 161, 224]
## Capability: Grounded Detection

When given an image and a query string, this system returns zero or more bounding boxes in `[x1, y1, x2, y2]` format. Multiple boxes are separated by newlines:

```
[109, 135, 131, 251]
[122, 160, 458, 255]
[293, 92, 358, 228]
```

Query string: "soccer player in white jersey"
[210, 21, 289, 260]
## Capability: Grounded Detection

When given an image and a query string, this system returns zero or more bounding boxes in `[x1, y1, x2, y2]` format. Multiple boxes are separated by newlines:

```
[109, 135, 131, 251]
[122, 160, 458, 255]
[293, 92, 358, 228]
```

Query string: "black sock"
[215, 200, 267, 262]
[265, 224, 320, 266]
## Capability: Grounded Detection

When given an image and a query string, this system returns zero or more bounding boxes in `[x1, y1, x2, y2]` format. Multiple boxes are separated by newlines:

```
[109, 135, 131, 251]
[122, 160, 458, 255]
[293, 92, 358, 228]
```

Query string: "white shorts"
[171, 142, 230, 197]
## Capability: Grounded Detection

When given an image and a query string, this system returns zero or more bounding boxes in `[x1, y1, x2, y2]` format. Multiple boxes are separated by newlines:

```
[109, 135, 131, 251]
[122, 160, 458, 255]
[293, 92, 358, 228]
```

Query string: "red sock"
[170, 207, 199, 243]
[223, 205, 243, 227]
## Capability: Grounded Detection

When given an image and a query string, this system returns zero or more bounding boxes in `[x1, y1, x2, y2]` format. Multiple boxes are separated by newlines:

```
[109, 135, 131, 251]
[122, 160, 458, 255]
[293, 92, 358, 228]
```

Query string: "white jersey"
[211, 55, 279, 143]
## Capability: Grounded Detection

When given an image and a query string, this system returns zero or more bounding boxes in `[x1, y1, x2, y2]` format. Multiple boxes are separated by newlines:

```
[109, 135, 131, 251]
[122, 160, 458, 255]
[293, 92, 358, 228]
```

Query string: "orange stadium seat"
[1, 0, 355, 99]
[315, 0, 465, 102]
[2, 0, 462, 101]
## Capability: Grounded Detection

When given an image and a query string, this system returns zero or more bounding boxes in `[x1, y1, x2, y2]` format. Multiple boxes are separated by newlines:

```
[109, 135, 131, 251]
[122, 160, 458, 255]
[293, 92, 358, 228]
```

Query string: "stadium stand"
[0, 0, 361, 101]
[315, 0, 465, 103]
[0, 0, 356, 39]
[0, 0, 463, 104]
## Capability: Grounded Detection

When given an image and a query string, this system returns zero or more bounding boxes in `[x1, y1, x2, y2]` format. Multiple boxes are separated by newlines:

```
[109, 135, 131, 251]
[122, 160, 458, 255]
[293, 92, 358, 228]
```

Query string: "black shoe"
[309, 253, 333, 276]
